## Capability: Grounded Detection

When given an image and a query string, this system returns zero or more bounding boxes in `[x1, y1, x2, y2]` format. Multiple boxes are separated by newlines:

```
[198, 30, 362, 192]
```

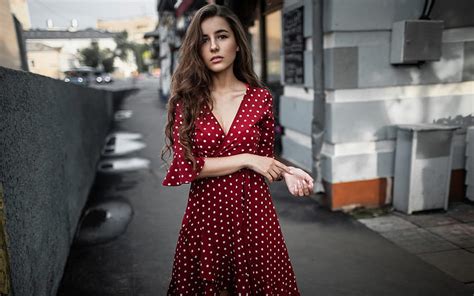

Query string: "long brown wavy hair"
[161, 4, 264, 170]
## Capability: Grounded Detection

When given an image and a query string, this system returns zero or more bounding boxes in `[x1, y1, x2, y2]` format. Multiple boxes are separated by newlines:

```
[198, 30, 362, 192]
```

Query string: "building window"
[249, 19, 262, 79]
[265, 9, 281, 82]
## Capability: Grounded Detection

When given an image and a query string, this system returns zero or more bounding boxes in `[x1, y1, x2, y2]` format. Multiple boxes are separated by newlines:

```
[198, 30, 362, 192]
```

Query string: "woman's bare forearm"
[197, 153, 252, 179]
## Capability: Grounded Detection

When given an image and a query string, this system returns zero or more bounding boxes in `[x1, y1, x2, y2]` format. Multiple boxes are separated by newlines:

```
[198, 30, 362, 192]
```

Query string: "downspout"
[311, 0, 325, 193]
[258, 0, 267, 83]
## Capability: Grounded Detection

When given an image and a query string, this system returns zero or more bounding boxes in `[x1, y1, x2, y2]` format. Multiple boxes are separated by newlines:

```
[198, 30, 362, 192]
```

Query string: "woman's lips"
[211, 56, 223, 63]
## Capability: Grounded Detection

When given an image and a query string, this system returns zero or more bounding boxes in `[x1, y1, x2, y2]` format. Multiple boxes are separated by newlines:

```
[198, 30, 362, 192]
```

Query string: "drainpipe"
[311, 0, 325, 192]
[258, 0, 267, 83]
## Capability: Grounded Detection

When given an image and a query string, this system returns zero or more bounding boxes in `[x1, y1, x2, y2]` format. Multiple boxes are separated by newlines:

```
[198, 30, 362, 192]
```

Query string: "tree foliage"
[78, 41, 101, 68]
[78, 41, 115, 72]
[133, 43, 151, 73]
[113, 31, 132, 61]
[78, 30, 152, 73]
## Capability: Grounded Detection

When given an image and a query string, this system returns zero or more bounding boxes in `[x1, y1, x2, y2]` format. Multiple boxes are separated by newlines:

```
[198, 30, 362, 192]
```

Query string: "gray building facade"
[277, 0, 473, 210]
[154, 0, 474, 211]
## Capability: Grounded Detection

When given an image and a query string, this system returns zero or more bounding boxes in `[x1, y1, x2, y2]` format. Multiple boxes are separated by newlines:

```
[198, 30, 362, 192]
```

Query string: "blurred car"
[94, 71, 113, 84]
[64, 67, 95, 86]
[64, 75, 87, 85]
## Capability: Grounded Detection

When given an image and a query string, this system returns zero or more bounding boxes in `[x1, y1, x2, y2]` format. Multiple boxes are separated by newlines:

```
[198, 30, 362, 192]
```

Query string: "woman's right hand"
[245, 154, 292, 183]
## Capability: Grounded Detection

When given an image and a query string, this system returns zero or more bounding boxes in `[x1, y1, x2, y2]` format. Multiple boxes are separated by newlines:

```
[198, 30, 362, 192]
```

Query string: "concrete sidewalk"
[355, 202, 474, 292]
[58, 78, 472, 295]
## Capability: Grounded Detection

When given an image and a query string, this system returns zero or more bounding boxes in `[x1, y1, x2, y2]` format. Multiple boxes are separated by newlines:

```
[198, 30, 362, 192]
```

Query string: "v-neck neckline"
[207, 83, 250, 138]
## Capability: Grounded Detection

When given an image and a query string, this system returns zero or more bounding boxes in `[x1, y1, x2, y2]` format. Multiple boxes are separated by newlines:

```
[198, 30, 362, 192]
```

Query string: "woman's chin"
[208, 64, 233, 74]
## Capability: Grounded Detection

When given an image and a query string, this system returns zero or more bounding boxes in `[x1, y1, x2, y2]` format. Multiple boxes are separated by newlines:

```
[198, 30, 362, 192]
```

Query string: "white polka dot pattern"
[163, 86, 300, 295]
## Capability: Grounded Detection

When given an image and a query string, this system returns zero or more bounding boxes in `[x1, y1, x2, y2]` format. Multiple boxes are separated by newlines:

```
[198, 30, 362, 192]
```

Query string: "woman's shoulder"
[247, 85, 273, 106]
[247, 83, 267, 92]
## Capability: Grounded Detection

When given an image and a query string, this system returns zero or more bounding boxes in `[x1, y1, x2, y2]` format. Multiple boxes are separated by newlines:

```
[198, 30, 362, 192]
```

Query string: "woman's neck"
[210, 70, 243, 93]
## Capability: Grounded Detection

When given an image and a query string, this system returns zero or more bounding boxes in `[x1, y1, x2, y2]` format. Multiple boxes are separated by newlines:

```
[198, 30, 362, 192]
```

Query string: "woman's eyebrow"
[202, 29, 229, 36]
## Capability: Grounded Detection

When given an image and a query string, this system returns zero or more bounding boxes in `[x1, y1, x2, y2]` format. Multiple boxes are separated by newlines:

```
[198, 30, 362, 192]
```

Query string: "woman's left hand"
[283, 166, 314, 197]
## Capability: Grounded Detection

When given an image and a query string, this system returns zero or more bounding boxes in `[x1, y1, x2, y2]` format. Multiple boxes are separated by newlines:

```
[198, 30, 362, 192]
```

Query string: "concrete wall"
[0, 66, 113, 295]
[27, 47, 62, 79]
[0, 0, 22, 70]
[280, 0, 474, 190]
[157, 11, 176, 100]
[9, 0, 32, 30]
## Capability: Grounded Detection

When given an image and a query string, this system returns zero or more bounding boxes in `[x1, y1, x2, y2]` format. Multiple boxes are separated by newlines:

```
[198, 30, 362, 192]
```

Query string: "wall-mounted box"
[390, 20, 444, 65]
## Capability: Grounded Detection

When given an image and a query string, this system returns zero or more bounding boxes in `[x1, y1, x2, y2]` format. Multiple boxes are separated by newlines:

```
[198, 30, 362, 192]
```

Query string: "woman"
[161, 4, 313, 295]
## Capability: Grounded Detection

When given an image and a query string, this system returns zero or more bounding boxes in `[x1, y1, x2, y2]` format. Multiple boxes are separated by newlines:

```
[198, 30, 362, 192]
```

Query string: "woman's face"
[199, 16, 239, 74]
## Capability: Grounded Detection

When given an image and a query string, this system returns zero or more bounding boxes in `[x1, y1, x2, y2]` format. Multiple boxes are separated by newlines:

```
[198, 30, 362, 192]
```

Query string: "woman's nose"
[210, 39, 219, 51]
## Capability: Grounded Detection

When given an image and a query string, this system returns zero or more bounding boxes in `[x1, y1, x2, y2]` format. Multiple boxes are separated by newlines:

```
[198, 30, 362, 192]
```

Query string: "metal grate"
[97, 158, 150, 174]
[102, 132, 146, 157]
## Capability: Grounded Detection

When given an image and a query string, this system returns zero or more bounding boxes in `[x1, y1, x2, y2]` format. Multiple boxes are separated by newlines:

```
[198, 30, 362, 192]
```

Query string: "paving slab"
[418, 249, 474, 283]
[357, 214, 418, 232]
[379, 227, 459, 254]
[393, 211, 459, 228]
[447, 203, 474, 223]
[427, 223, 474, 248]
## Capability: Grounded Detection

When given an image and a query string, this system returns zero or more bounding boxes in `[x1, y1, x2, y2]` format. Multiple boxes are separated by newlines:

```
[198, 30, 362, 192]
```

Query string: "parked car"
[94, 71, 113, 84]
[64, 67, 95, 86]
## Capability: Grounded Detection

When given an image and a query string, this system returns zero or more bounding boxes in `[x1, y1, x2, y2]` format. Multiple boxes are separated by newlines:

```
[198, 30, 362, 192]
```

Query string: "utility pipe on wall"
[311, 0, 326, 193]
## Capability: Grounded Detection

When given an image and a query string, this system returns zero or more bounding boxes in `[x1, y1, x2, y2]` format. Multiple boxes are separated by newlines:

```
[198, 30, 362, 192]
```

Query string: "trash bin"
[393, 124, 459, 214]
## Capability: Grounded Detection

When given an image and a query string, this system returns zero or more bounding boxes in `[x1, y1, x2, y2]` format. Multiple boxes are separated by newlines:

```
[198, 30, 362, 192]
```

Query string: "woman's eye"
[201, 38, 209, 43]
[217, 35, 228, 39]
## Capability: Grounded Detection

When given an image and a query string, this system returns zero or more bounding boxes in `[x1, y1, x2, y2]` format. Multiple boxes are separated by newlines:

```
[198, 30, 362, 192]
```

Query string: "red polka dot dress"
[162, 85, 300, 295]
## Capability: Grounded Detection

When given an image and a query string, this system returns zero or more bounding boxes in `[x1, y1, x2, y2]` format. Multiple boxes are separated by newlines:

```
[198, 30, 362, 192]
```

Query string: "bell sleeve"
[256, 90, 275, 159]
[162, 102, 206, 186]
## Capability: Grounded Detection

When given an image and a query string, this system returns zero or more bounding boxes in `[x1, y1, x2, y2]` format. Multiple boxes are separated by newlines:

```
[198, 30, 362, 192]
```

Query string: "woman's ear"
[236, 46, 240, 52]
